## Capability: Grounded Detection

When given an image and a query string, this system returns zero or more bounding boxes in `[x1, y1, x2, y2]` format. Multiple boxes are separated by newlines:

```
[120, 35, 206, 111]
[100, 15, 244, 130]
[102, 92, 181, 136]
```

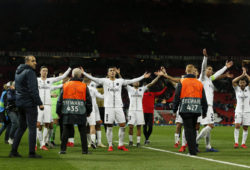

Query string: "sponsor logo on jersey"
[108, 88, 119, 92]
[132, 94, 142, 97]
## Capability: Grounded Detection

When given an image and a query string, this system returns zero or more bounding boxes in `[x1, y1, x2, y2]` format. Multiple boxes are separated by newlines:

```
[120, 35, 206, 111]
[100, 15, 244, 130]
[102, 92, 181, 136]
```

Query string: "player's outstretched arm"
[242, 67, 250, 87]
[232, 68, 246, 87]
[156, 66, 180, 83]
[214, 71, 234, 81]
[123, 72, 150, 86]
[94, 88, 104, 99]
[50, 84, 63, 91]
[147, 73, 161, 88]
[212, 60, 233, 81]
[200, 48, 208, 80]
[51, 67, 72, 83]
[80, 67, 104, 85]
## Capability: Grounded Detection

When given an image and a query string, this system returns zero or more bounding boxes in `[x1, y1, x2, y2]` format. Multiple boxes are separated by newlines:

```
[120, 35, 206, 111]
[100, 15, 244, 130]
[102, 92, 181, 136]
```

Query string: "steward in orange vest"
[57, 78, 92, 125]
[57, 69, 92, 154]
[173, 75, 208, 117]
[173, 64, 208, 156]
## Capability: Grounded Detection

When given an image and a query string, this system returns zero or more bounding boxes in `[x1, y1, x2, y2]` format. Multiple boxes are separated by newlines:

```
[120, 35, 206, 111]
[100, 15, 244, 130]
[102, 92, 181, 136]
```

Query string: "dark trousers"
[8, 111, 19, 139]
[59, 117, 75, 141]
[0, 116, 11, 142]
[180, 113, 199, 155]
[11, 107, 38, 155]
[143, 113, 153, 140]
[61, 124, 87, 152]
[59, 117, 63, 141]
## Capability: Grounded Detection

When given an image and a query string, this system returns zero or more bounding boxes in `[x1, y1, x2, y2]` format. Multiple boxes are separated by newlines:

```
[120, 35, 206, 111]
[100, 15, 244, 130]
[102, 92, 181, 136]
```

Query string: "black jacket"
[15, 64, 43, 107]
[56, 78, 92, 125]
[173, 74, 208, 117]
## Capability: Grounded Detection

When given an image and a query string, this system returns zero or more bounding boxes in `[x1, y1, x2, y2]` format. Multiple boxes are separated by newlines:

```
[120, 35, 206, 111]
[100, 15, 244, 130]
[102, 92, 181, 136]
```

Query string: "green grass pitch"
[0, 125, 249, 170]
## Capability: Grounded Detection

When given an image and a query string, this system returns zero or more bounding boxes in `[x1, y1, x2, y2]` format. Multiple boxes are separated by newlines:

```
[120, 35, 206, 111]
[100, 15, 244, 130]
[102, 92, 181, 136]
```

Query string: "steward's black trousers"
[180, 113, 199, 155]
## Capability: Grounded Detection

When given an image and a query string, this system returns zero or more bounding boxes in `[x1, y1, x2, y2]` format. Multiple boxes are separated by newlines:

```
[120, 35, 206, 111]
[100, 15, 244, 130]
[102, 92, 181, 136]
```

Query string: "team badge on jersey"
[47, 81, 50, 84]
[116, 83, 119, 86]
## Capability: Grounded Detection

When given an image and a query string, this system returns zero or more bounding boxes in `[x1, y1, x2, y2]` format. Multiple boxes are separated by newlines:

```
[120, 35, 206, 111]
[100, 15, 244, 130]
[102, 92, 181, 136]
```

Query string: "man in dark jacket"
[57, 68, 92, 154]
[173, 64, 208, 155]
[9, 55, 44, 158]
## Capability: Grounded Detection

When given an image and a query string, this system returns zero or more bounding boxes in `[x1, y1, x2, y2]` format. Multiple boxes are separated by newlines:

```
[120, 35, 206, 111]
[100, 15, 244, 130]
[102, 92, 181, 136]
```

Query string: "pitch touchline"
[142, 146, 250, 169]
[115, 141, 250, 169]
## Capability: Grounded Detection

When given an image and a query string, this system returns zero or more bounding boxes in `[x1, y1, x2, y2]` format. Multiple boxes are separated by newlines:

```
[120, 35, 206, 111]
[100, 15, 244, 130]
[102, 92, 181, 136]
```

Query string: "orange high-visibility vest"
[179, 78, 203, 113]
[63, 81, 87, 101]
[180, 78, 203, 99]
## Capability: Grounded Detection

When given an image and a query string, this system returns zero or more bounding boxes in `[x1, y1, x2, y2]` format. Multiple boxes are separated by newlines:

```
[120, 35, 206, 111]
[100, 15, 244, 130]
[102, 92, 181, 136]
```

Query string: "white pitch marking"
[115, 141, 250, 169]
[142, 146, 250, 169]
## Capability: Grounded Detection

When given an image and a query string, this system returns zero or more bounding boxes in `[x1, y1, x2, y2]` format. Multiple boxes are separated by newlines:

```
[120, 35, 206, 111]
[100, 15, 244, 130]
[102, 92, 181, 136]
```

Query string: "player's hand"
[225, 72, 234, 78]
[160, 66, 167, 74]
[154, 70, 164, 76]
[225, 60, 233, 68]
[144, 72, 151, 78]
[80, 67, 85, 74]
[242, 67, 247, 76]
[203, 48, 208, 57]
[39, 105, 44, 110]
[115, 67, 120, 75]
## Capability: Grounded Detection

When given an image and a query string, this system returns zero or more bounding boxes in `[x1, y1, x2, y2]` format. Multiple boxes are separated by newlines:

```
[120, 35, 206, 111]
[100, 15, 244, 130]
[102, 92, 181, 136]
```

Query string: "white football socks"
[96, 130, 102, 145]
[118, 127, 125, 146]
[182, 129, 187, 146]
[137, 136, 141, 144]
[106, 127, 113, 147]
[91, 134, 96, 144]
[242, 130, 248, 145]
[234, 128, 240, 144]
[129, 135, 133, 142]
[205, 131, 211, 149]
[175, 133, 180, 144]
[42, 127, 48, 146]
[196, 126, 211, 143]
[37, 128, 43, 146]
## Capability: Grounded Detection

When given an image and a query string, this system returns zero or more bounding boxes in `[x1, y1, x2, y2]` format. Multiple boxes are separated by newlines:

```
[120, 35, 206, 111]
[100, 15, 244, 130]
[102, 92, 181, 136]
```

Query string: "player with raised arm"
[196, 49, 233, 152]
[84, 76, 106, 148]
[126, 72, 162, 148]
[232, 67, 250, 149]
[80, 66, 150, 151]
[36, 66, 71, 151]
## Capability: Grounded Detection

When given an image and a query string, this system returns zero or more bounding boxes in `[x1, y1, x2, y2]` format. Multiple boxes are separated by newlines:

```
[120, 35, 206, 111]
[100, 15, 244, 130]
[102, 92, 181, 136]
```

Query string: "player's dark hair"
[107, 66, 116, 70]
[239, 77, 249, 86]
[40, 66, 48, 71]
[206, 65, 213, 69]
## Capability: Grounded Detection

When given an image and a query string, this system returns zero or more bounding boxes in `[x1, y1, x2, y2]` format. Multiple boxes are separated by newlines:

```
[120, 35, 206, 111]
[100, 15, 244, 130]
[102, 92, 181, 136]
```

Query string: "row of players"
[36, 49, 249, 153]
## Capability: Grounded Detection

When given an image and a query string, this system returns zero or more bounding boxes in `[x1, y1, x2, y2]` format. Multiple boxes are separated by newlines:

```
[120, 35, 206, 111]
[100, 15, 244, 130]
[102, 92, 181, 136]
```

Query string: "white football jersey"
[83, 72, 144, 108]
[126, 85, 147, 111]
[234, 86, 250, 113]
[88, 83, 103, 113]
[199, 56, 227, 106]
[38, 67, 71, 105]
